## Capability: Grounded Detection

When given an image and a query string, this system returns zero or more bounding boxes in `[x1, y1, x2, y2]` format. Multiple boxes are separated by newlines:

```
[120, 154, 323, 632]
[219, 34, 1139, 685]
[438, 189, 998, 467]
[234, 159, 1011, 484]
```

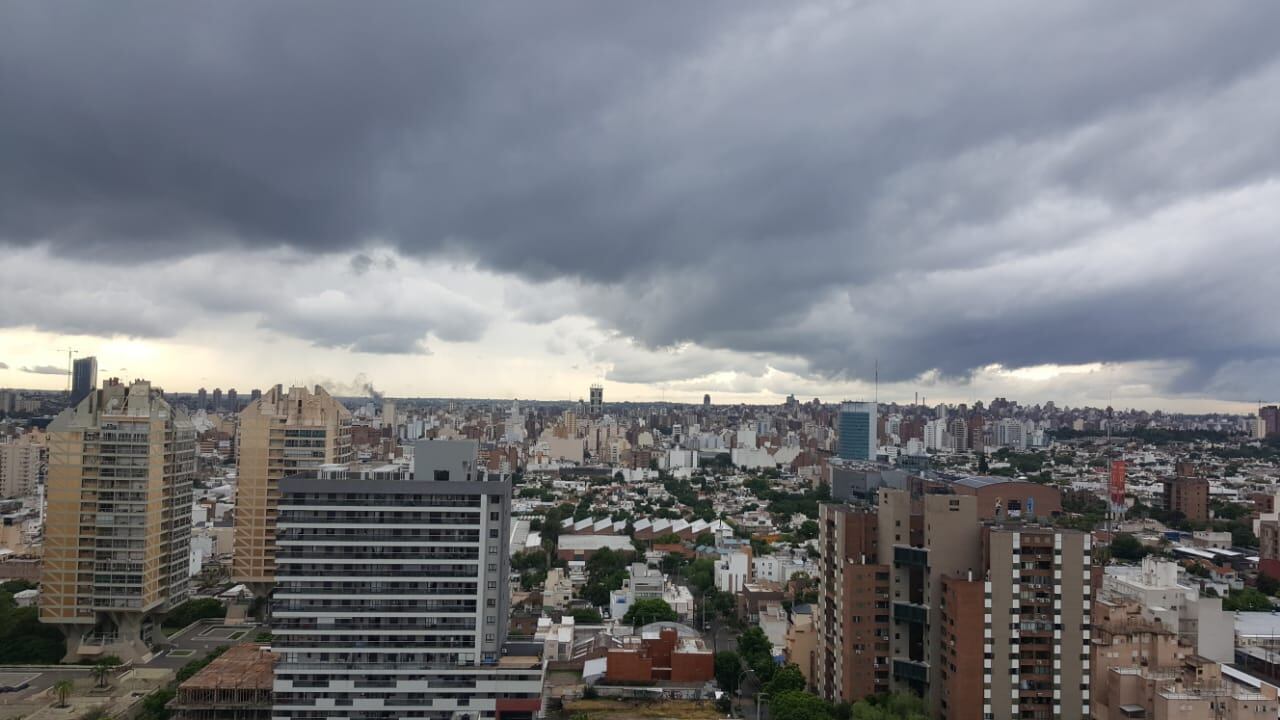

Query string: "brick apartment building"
[816, 488, 1092, 720]
[605, 627, 714, 684]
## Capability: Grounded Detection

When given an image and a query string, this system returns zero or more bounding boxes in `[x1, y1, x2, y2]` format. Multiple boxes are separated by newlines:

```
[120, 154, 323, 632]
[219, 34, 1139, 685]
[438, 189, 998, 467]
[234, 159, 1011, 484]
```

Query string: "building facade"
[816, 503, 891, 701]
[70, 356, 97, 410]
[816, 489, 1093, 720]
[40, 379, 196, 661]
[1164, 476, 1209, 524]
[233, 385, 352, 593]
[837, 402, 877, 461]
[0, 439, 41, 498]
[271, 440, 542, 720]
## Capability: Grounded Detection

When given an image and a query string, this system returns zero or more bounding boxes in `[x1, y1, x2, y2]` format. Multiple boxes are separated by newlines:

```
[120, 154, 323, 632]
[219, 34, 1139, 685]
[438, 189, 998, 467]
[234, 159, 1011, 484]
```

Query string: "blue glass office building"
[837, 402, 877, 461]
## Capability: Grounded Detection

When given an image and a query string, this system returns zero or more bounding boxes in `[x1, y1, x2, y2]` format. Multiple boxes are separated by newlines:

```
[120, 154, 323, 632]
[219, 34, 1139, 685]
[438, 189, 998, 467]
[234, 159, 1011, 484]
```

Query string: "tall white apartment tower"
[271, 440, 543, 720]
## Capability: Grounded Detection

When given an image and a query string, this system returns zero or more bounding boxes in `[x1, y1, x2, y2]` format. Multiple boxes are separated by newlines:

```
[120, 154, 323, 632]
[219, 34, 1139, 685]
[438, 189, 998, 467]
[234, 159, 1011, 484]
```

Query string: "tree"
[163, 597, 226, 631]
[715, 651, 742, 694]
[1224, 587, 1275, 612]
[738, 626, 777, 682]
[797, 520, 819, 541]
[623, 598, 678, 627]
[770, 690, 834, 720]
[1109, 533, 1148, 561]
[54, 679, 74, 708]
[977, 452, 989, 473]
[738, 626, 772, 660]
[91, 659, 115, 688]
[687, 558, 716, 595]
[850, 693, 928, 720]
[765, 664, 806, 696]
[569, 608, 602, 623]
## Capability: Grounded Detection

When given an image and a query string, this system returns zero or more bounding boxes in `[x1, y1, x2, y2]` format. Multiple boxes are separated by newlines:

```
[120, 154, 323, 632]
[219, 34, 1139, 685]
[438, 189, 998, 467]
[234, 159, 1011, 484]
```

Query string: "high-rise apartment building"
[816, 489, 1092, 720]
[212, 388, 223, 413]
[233, 385, 352, 593]
[40, 380, 196, 661]
[0, 438, 41, 498]
[197, 388, 207, 410]
[948, 418, 969, 452]
[816, 504, 891, 700]
[837, 402, 877, 461]
[226, 388, 238, 413]
[271, 440, 543, 720]
[1163, 475, 1209, 524]
[1260, 405, 1280, 438]
[994, 418, 1027, 449]
[70, 356, 98, 409]
[939, 527, 1092, 720]
[590, 384, 603, 415]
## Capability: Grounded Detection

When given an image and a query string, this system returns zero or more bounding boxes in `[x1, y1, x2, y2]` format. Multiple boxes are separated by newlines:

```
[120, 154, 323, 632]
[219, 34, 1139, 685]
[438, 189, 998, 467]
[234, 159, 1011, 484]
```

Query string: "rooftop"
[177, 644, 276, 691]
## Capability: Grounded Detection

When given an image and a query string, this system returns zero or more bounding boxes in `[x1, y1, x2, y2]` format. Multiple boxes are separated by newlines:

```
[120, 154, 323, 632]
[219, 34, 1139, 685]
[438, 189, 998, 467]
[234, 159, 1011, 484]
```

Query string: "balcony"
[892, 601, 928, 625]
[893, 546, 928, 568]
[892, 658, 929, 684]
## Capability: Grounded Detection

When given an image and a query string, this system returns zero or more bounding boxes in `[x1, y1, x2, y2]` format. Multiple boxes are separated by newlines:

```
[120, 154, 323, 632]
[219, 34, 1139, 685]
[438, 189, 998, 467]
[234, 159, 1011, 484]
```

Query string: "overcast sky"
[1, 1, 1278, 411]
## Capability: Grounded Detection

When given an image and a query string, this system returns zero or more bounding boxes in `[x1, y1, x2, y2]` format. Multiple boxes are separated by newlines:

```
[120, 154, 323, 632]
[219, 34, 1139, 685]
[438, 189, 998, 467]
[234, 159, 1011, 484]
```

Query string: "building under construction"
[169, 644, 277, 720]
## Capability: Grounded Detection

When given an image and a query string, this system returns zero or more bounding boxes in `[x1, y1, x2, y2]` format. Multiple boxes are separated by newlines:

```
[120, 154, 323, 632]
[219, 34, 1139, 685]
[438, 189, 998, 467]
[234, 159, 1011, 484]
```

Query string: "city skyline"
[4, 3, 1280, 414]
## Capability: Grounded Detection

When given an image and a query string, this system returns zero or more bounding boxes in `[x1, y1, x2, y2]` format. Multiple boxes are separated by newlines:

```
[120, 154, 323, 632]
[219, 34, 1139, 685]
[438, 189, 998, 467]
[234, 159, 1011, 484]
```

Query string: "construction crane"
[57, 347, 77, 395]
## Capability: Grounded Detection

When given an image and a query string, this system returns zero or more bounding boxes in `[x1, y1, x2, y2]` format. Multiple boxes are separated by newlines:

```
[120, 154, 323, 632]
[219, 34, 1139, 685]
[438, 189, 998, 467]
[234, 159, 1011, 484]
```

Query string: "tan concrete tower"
[232, 385, 351, 594]
[40, 379, 196, 661]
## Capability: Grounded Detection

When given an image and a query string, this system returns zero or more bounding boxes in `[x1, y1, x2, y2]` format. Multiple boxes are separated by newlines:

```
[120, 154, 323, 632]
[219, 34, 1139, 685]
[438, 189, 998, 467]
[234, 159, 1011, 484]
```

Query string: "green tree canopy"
[715, 651, 742, 694]
[1109, 533, 1149, 561]
[770, 691, 834, 720]
[765, 664, 806, 696]
[850, 693, 928, 720]
[1224, 587, 1275, 612]
[622, 598, 679, 627]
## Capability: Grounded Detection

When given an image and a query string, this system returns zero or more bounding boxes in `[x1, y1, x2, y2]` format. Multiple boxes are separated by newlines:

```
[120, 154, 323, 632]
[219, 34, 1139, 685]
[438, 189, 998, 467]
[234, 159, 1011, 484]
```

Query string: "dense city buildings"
[271, 440, 542, 720]
[233, 384, 352, 594]
[39, 379, 196, 661]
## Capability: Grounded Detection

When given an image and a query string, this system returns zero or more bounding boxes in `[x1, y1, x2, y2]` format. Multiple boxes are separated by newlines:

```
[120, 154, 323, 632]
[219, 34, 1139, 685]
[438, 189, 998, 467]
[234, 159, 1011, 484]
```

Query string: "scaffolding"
[169, 643, 277, 720]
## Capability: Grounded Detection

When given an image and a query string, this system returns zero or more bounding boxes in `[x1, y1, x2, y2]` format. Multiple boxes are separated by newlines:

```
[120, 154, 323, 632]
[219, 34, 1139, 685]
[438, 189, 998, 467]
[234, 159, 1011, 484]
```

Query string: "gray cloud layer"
[2, 1, 1279, 399]
[21, 365, 68, 375]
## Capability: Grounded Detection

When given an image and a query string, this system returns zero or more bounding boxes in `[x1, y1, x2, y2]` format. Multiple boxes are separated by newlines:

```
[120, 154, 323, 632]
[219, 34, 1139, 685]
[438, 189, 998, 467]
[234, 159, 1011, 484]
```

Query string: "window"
[434, 470, 450, 482]
[489, 529, 499, 539]
[488, 545, 498, 554]
[486, 615, 496, 624]
[487, 598, 496, 607]
[490, 512, 499, 521]
[487, 563, 497, 572]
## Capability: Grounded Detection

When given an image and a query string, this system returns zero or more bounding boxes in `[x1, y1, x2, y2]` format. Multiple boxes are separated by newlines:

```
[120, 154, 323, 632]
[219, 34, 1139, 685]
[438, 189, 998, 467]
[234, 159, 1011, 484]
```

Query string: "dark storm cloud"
[2, 1, 1279, 398]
